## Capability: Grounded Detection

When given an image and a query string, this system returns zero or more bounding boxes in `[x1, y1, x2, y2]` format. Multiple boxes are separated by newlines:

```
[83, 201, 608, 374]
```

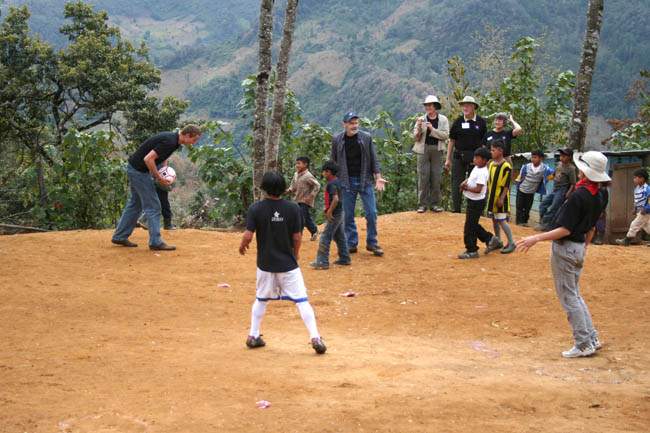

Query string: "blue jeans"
[316, 213, 350, 265]
[113, 163, 163, 247]
[298, 202, 318, 235]
[341, 177, 378, 247]
[539, 185, 569, 224]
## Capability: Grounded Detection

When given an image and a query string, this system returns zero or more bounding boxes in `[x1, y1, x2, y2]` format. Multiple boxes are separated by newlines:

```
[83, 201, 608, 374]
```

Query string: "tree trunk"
[251, 0, 274, 201]
[265, 0, 299, 173]
[35, 159, 47, 207]
[568, 0, 604, 152]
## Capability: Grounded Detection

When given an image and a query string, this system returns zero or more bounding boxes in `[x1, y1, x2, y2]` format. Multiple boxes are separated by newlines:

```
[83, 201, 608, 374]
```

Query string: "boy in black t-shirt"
[310, 161, 351, 269]
[239, 171, 326, 354]
[517, 151, 610, 358]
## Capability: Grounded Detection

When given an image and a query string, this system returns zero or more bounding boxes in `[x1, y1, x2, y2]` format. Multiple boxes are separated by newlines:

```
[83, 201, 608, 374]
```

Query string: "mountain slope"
[184, 0, 649, 128]
[3, 0, 649, 130]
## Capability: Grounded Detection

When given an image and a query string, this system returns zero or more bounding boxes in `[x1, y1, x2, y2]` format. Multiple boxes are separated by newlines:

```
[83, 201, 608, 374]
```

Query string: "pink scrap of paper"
[217, 283, 231, 288]
[339, 292, 356, 297]
[256, 400, 271, 409]
[468, 341, 499, 358]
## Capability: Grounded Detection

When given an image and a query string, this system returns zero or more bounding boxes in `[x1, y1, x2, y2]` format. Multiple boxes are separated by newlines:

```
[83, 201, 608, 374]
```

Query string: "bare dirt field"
[1, 211, 649, 432]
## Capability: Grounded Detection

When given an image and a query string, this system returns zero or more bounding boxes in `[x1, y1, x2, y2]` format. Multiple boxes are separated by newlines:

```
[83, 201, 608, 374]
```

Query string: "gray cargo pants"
[550, 239, 598, 348]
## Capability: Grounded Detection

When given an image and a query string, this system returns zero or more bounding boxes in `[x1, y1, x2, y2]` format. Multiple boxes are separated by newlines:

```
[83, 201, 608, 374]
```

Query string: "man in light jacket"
[410, 95, 450, 213]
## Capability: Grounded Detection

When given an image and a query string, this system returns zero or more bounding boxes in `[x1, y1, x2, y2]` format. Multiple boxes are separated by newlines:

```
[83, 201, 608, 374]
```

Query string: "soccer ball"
[156, 166, 176, 191]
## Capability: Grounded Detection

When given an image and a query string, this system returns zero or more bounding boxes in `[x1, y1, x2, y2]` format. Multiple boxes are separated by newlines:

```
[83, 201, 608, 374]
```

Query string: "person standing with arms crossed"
[411, 95, 450, 213]
[445, 96, 488, 213]
[330, 112, 388, 256]
[112, 125, 201, 250]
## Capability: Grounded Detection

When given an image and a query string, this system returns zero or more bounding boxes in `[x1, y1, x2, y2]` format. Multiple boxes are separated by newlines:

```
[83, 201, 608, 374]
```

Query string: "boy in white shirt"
[458, 147, 500, 259]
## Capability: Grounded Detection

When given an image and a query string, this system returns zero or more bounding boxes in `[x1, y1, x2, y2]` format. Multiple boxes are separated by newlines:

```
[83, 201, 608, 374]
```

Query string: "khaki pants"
[626, 212, 650, 238]
[417, 146, 443, 209]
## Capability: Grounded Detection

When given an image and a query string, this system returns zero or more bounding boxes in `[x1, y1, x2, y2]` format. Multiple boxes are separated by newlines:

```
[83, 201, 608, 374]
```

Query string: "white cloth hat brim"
[573, 152, 611, 182]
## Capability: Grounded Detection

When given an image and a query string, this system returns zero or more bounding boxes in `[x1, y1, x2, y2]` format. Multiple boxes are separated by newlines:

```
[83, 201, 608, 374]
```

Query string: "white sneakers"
[562, 345, 596, 358]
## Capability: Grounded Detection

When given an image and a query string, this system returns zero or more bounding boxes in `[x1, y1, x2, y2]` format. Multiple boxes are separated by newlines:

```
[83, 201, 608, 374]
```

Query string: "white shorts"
[488, 212, 508, 221]
[255, 267, 309, 303]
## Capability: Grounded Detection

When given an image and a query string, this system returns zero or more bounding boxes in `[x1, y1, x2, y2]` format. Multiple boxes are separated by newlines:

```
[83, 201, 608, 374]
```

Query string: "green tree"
[604, 69, 650, 150]
[45, 130, 128, 229]
[0, 1, 188, 229]
[54, 0, 160, 146]
[479, 37, 575, 152]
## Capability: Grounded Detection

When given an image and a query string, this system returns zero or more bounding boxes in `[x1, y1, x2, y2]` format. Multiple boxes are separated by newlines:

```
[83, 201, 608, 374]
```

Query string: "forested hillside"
[3, 0, 647, 129]
[184, 0, 649, 129]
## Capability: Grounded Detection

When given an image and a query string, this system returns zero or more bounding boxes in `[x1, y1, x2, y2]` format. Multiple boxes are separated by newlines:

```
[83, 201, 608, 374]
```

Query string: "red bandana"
[575, 179, 599, 195]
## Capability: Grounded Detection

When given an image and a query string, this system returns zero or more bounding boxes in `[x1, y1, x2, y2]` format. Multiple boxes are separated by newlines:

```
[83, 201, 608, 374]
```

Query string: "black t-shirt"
[425, 116, 440, 146]
[344, 133, 362, 177]
[129, 132, 180, 173]
[449, 115, 488, 162]
[245, 198, 303, 272]
[552, 186, 607, 243]
[481, 129, 516, 157]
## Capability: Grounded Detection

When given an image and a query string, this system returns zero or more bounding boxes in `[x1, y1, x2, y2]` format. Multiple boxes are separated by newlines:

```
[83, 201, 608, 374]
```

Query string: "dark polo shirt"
[449, 115, 488, 161]
[129, 132, 180, 173]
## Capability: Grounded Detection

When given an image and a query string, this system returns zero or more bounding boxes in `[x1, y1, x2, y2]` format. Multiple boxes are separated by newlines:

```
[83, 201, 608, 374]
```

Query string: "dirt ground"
[1, 211, 650, 433]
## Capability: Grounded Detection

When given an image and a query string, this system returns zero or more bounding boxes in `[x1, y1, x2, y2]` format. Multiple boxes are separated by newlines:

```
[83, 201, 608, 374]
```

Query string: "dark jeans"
[539, 185, 569, 224]
[451, 156, 473, 213]
[113, 163, 163, 247]
[156, 187, 172, 219]
[464, 198, 493, 253]
[298, 203, 318, 235]
[316, 213, 350, 265]
[515, 187, 535, 225]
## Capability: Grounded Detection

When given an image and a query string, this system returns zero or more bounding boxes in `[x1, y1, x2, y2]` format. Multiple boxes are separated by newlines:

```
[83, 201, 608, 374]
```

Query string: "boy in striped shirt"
[616, 168, 650, 247]
[484, 139, 516, 254]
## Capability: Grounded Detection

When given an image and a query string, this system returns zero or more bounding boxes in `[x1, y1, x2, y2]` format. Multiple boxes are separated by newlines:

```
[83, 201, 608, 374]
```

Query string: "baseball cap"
[343, 111, 359, 122]
[558, 146, 573, 156]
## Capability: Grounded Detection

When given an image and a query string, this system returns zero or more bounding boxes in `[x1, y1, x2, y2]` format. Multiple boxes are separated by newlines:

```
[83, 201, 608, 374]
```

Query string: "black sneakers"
[311, 337, 327, 354]
[484, 236, 503, 255]
[246, 335, 266, 348]
[112, 239, 138, 247]
[366, 245, 384, 256]
[149, 242, 176, 251]
[458, 251, 479, 259]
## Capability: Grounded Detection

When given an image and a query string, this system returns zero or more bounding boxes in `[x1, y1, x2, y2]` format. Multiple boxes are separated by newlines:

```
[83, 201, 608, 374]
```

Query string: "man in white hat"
[445, 96, 488, 213]
[410, 95, 449, 213]
[517, 151, 610, 358]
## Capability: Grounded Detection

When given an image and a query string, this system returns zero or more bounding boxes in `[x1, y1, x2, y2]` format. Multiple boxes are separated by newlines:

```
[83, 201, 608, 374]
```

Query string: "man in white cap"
[516, 151, 610, 358]
[411, 95, 449, 213]
[445, 96, 488, 213]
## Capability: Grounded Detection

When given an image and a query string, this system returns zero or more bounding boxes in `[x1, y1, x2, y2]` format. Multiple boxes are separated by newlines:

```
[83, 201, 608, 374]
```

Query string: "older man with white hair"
[445, 96, 488, 213]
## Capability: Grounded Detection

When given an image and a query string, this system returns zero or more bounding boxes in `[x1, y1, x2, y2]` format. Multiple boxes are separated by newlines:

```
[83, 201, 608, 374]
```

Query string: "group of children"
[285, 156, 351, 269]
[458, 139, 530, 258]
[237, 139, 649, 359]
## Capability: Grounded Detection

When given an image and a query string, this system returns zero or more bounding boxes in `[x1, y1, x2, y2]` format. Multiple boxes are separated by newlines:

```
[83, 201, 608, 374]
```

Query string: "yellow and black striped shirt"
[487, 160, 512, 213]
